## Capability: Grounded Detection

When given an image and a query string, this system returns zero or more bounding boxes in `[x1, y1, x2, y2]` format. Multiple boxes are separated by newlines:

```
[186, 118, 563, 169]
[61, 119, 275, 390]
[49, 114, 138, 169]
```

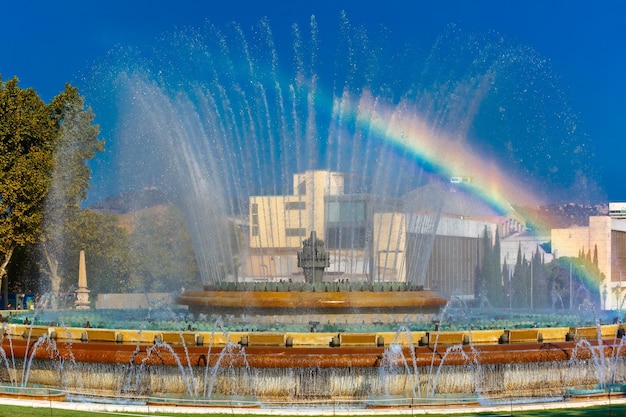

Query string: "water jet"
[2, 14, 611, 412]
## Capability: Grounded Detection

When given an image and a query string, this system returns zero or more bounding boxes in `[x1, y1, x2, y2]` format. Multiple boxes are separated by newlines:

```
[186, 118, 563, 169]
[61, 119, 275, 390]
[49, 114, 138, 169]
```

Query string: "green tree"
[127, 206, 200, 293]
[511, 243, 530, 308]
[545, 256, 603, 310]
[502, 256, 511, 309]
[38, 84, 104, 306]
[0, 77, 57, 306]
[478, 227, 490, 304]
[531, 247, 549, 309]
[474, 242, 483, 301]
[72, 209, 131, 296]
[6, 245, 39, 294]
[487, 228, 502, 307]
[477, 227, 503, 308]
[545, 258, 569, 309]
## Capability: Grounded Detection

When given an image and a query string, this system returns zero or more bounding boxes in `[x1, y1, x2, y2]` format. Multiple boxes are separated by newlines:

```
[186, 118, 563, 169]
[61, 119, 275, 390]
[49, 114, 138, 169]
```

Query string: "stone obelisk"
[75, 250, 91, 309]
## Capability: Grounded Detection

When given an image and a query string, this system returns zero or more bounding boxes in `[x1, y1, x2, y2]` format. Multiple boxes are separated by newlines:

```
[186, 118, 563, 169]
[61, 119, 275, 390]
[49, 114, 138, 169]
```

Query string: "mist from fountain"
[379, 329, 420, 398]
[0, 13, 613, 412]
[568, 337, 626, 390]
[3, 307, 626, 409]
[1, 297, 76, 390]
[85, 13, 599, 291]
[375, 315, 483, 402]
[429, 344, 481, 398]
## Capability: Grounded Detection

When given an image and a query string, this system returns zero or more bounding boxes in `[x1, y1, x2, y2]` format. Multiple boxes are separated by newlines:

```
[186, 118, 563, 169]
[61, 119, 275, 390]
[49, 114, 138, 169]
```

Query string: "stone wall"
[95, 292, 174, 309]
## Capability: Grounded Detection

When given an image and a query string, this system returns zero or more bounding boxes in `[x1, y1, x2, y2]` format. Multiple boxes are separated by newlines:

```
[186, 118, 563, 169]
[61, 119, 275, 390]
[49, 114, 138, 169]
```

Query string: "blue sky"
[2, 0, 625, 203]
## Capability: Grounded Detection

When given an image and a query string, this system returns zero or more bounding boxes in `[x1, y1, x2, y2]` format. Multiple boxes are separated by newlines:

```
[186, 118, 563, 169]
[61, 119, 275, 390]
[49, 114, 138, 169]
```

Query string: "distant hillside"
[90, 188, 249, 216]
[116, 204, 172, 233]
[91, 188, 605, 233]
[516, 203, 608, 232]
[89, 187, 170, 214]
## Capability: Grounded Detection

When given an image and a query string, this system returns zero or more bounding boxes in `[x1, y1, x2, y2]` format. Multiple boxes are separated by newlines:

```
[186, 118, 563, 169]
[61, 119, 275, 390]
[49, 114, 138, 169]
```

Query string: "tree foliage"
[511, 244, 529, 308]
[476, 227, 503, 307]
[0, 77, 105, 307]
[0, 77, 57, 304]
[73, 209, 131, 296]
[486, 228, 502, 307]
[530, 248, 548, 309]
[545, 255, 603, 310]
[39, 84, 104, 305]
[127, 206, 200, 293]
[1, 77, 206, 304]
[509, 245, 551, 309]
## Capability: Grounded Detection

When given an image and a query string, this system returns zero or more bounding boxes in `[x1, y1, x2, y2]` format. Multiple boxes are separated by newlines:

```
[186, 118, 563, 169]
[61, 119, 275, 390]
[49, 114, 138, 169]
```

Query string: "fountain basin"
[5, 324, 626, 368]
[177, 288, 449, 316]
[0, 385, 66, 401]
[4, 322, 626, 405]
[565, 383, 626, 401]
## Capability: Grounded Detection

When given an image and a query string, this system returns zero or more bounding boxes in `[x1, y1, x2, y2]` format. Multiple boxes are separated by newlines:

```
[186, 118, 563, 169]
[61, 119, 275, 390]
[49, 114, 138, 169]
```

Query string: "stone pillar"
[75, 250, 91, 309]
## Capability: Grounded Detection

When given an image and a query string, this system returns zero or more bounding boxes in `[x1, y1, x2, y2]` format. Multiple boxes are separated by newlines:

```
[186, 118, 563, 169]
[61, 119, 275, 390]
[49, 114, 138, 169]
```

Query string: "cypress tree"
[474, 238, 483, 301]
[481, 227, 491, 305]
[488, 228, 503, 307]
[512, 243, 530, 308]
[502, 257, 511, 309]
[533, 246, 548, 308]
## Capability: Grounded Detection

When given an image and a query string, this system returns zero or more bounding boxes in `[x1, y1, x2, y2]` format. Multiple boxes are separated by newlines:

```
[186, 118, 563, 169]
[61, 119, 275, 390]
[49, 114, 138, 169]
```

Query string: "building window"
[326, 226, 366, 249]
[251, 203, 259, 236]
[327, 201, 365, 222]
[285, 201, 306, 210]
[286, 228, 306, 237]
[297, 181, 306, 195]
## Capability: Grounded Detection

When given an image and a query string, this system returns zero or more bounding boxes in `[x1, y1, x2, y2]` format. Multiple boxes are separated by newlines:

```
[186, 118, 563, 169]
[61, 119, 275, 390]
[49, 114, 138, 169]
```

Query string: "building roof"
[402, 180, 516, 219]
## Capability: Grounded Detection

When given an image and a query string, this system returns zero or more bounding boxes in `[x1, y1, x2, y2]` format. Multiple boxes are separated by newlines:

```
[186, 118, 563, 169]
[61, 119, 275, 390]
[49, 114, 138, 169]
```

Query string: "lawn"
[2, 403, 626, 417]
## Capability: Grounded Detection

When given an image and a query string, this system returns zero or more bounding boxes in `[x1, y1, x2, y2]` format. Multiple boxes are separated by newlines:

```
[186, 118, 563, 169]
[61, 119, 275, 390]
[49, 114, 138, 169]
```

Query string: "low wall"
[8, 324, 624, 348]
[95, 293, 174, 309]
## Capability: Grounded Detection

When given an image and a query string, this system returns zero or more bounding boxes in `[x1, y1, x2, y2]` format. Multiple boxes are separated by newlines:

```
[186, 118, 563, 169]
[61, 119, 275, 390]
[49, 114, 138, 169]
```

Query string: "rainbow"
[345, 91, 607, 299]
[352, 91, 542, 211]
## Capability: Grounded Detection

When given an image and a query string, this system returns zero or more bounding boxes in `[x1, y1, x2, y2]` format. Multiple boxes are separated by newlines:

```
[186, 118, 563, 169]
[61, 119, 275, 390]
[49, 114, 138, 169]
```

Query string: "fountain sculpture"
[178, 231, 449, 319]
[297, 231, 329, 284]
[0, 14, 614, 413]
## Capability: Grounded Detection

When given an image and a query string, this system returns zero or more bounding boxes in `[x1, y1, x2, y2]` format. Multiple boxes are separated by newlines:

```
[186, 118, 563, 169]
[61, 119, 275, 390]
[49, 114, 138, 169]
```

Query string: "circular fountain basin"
[0, 385, 66, 402]
[177, 288, 449, 316]
[3, 321, 626, 407]
[4, 323, 626, 368]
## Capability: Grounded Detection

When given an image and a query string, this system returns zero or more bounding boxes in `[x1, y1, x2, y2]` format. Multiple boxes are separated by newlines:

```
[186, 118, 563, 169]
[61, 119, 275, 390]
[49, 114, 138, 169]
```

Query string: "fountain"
[298, 231, 329, 284]
[0, 13, 615, 413]
[3, 308, 626, 408]
[178, 231, 449, 319]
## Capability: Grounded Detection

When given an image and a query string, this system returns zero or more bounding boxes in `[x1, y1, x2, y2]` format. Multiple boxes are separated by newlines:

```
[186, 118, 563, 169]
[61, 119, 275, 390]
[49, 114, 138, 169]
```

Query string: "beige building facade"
[373, 213, 498, 296]
[248, 170, 372, 280]
[552, 215, 626, 310]
[245, 170, 529, 301]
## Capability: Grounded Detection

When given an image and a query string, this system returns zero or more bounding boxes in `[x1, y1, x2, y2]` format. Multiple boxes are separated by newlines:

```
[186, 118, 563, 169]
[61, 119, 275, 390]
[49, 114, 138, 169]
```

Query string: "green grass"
[0, 404, 232, 417]
[2, 403, 626, 417]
